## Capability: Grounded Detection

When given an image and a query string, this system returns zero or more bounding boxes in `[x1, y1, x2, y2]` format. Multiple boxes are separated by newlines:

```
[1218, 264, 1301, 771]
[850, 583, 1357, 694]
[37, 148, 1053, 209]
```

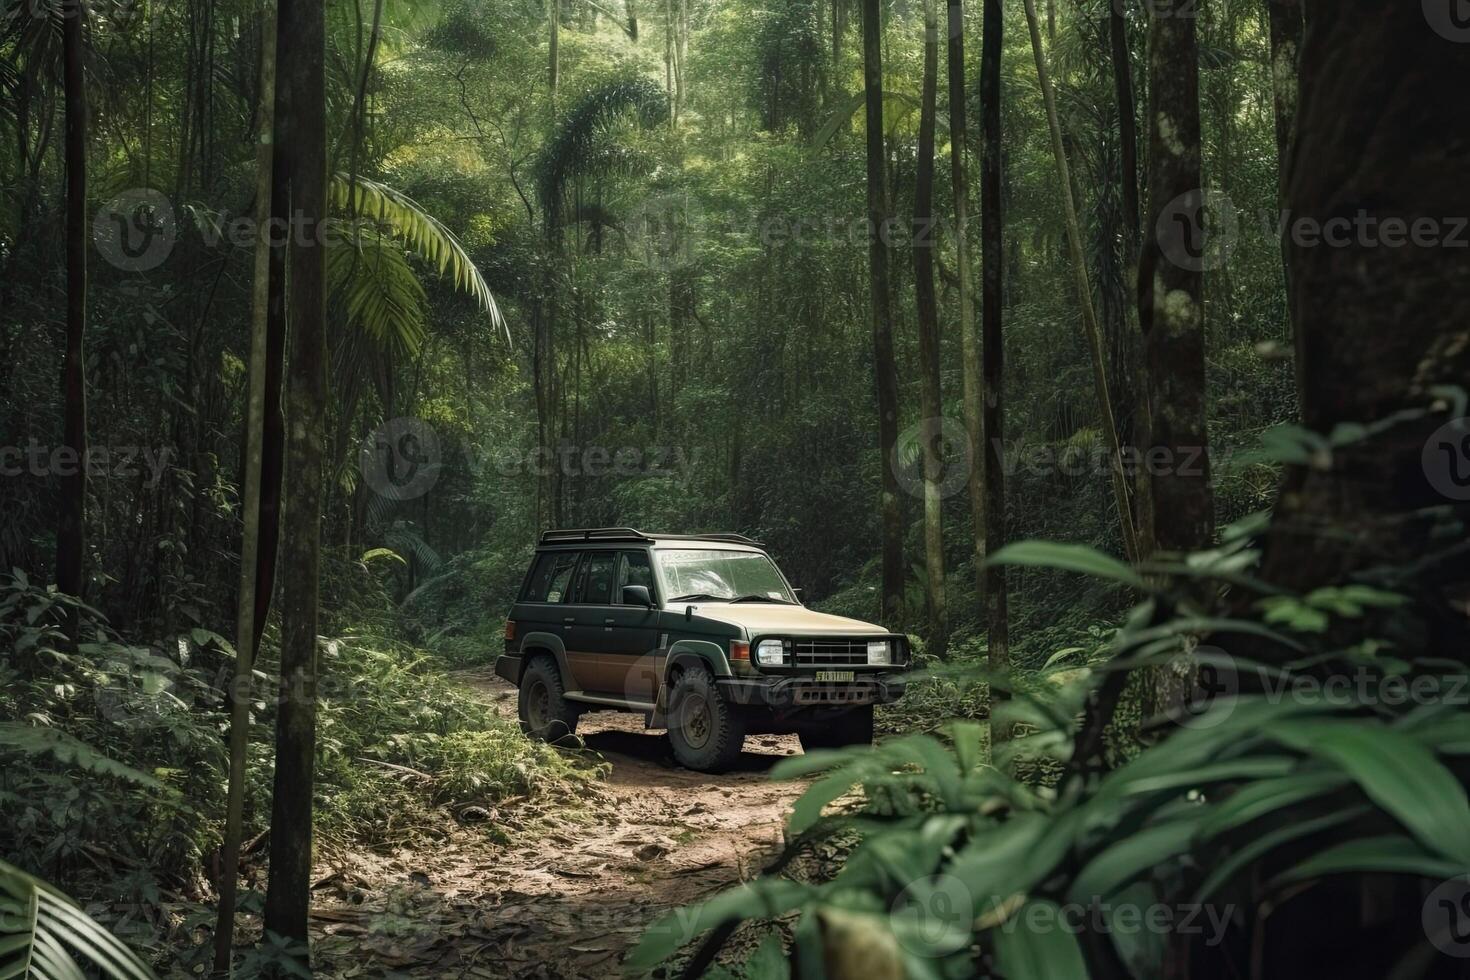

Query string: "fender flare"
[518, 631, 575, 691]
[652, 638, 733, 727]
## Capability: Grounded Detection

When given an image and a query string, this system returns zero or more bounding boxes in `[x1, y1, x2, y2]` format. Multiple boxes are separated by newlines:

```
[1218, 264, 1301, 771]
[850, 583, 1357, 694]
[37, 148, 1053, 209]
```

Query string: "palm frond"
[535, 75, 669, 228]
[326, 231, 429, 356]
[328, 174, 506, 339]
[0, 858, 158, 980]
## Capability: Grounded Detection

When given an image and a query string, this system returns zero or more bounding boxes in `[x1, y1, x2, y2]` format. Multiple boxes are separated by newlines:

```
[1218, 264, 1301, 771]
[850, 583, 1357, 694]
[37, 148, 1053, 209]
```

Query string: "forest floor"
[305, 668, 809, 978]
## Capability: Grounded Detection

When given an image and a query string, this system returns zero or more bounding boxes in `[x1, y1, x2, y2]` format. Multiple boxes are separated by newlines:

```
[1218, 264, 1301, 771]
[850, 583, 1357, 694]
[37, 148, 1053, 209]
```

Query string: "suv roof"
[537, 527, 766, 548]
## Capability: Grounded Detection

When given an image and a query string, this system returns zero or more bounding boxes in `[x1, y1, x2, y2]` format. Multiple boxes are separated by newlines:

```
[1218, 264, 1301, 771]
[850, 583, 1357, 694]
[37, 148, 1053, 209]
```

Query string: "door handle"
[563, 616, 576, 624]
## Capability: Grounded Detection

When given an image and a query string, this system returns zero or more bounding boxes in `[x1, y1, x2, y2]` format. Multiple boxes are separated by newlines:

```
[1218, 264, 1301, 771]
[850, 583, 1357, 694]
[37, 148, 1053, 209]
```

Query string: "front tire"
[798, 706, 874, 752]
[667, 667, 746, 772]
[518, 657, 580, 742]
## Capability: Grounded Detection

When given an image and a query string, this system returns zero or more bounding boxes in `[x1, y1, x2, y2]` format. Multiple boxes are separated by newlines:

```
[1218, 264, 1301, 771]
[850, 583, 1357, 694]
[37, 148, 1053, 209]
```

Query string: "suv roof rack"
[538, 528, 765, 547]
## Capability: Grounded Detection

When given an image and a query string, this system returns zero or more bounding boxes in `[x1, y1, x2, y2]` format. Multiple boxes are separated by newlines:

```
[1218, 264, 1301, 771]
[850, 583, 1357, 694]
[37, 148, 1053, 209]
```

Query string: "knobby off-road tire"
[667, 666, 746, 772]
[798, 705, 874, 751]
[518, 657, 581, 743]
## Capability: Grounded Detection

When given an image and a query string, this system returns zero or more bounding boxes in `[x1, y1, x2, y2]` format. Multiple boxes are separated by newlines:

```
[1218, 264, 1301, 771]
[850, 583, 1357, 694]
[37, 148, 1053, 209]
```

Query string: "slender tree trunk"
[862, 0, 904, 621]
[1139, 0, 1212, 557]
[261, 0, 327, 961]
[1022, 0, 1139, 563]
[980, 0, 1008, 748]
[549, 0, 560, 96]
[56, 0, 88, 634]
[948, 0, 985, 617]
[1266, 0, 1303, 410]
[626, 0, 638, 41]
[213, 4, 276, 972]
[1110, 0, 1140, 240]
[914, 0, 947, 657]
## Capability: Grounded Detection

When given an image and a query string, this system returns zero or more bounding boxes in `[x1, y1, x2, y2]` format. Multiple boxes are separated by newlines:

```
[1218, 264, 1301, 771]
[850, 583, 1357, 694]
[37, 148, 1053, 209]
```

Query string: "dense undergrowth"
[0, 561, 601, 967]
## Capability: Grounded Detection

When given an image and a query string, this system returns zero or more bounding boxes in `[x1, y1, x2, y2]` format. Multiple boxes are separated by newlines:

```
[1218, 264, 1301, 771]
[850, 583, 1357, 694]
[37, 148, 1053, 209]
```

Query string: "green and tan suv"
[494, 528, 909, 772]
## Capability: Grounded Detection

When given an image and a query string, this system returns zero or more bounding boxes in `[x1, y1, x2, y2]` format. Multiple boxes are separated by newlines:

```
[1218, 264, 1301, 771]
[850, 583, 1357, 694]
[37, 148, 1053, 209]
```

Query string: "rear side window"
[522, 551, 580, 602]
[616, 551, 655, 602]
[573, 551, 617, 604]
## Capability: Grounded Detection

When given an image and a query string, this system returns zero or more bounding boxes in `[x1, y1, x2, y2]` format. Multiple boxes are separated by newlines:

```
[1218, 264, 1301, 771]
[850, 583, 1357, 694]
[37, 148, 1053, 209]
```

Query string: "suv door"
[608, 550, 661, 701]
[563, 550, 621, 694]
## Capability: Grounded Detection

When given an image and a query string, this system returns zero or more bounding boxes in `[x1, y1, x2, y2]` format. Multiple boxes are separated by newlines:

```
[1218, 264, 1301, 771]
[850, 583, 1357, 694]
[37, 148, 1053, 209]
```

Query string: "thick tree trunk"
[1022, 0, 1139, 563]
[1138, 0, 1213, 556]
[213, 5, 276, 971]
[980, 0, 1008, 746]
[1110, 0, 1140, 241]
[1266, 0, 1303, 408]
[1255, 2, 1470, 638]
[863, 0, 904, 621]
[261, 0, 327, 961]
[948, 0, 986, 616]
[914, 0, 947, 657]
[56, 0, 88, 631]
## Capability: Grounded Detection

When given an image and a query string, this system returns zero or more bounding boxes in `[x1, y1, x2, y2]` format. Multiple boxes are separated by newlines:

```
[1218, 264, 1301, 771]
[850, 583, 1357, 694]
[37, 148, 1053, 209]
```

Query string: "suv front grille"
[793, 638, 870, 667]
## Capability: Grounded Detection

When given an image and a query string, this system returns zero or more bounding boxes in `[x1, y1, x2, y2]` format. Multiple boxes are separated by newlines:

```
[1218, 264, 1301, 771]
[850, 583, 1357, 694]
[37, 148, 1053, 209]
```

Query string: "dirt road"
[308, 670, 807, 978]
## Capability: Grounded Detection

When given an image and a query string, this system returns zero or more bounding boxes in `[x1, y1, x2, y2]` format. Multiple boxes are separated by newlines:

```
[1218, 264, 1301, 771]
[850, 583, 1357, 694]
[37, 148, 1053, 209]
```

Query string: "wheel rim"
[526, 679, 551, 730]
[678, 693, 712, 750]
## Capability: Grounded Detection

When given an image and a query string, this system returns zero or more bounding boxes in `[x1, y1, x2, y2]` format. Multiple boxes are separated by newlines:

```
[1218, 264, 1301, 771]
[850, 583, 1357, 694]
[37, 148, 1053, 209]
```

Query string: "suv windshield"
[656, 549, 795, 603]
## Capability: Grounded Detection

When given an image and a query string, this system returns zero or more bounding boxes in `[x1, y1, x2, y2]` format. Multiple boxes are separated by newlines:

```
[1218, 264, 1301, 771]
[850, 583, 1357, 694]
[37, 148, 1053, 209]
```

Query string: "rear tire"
[667, 667, 746, 773]
[518, 657, 580, 742]
[798, 706, 874, 751]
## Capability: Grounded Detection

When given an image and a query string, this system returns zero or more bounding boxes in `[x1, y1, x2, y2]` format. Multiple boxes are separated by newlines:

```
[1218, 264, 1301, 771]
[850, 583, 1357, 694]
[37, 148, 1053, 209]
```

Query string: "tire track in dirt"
[307, 669, 806, 978]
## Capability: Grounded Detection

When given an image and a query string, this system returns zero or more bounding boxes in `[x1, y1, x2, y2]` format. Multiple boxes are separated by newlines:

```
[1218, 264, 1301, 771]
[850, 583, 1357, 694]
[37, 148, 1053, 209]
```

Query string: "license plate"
[814, 670, 855, 682]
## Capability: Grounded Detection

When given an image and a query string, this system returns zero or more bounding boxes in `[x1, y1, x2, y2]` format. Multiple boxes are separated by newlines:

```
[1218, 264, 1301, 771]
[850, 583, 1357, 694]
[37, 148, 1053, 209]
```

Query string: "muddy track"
[307, 669, 806, 978]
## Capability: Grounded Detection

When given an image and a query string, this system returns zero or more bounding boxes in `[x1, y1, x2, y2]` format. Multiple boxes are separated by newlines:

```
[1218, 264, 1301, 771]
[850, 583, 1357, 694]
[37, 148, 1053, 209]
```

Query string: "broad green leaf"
[985, 541, 1144, 591]
[1199, 771, 1347, 837]
[1271, 835, 1467, 887]
[0, 860, 157, 980]
[990, 900, 1088, 980]
[1070, 815, 1204, 904]
[626, 879, 811, 972]
[1195, 805, 1370, 902]
[1267, 720, 1470, 865]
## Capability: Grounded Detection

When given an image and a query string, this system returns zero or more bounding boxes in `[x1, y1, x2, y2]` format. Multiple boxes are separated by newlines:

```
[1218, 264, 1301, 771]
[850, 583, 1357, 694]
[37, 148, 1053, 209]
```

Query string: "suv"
[494, 528, 910, 772]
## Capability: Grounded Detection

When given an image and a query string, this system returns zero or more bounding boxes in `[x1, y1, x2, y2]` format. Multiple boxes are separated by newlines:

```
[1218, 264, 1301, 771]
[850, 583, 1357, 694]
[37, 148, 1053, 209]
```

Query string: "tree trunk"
[56, 0, 88, 634]
[1022, 0, 1140, 563]
[1266, 0, 1303, 409]
[1255, 2, 1470, 629]
[948, 0, 986, 618]
[213, 3, 276, 971]
[1110, 0, 1140, 241]
[1138, 0, 1213, 557]
[261, 0, 327, 962]
[914, 0, 947, 657]
[862, 0, 904, 622]
[980, 0, 1008, 748]
[550, 0, 560, 96]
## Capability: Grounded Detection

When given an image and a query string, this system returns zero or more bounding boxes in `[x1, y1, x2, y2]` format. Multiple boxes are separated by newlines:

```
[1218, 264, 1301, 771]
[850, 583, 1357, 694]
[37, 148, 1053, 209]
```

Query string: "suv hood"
[672, 603, 889, 636]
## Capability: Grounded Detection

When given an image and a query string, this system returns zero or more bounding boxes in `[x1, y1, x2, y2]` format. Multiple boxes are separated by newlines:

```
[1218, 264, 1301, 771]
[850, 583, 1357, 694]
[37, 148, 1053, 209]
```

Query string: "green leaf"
[1267, 720, 1470, 865]
[990, 900, 1088, 980]
[1196, 804, 1370, 902]
[0, 860, 158, 980]
[985, 541, 1144, 590]
[1199, 771, 1347, 837]
[1070, 815, 1203, 903]
[626, 879, 811, 972]
[0, 725, 164, 791]
[1271, 835, 1468, 887]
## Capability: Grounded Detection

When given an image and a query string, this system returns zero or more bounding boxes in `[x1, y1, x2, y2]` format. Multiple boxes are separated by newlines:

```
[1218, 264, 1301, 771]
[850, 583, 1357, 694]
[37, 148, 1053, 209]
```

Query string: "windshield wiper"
[729, 594, 793, 604]
[670, 593, 725, 603]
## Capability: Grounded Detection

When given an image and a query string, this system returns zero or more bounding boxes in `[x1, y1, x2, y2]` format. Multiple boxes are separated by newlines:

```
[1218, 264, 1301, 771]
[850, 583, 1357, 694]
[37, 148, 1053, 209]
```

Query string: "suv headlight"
[756, 639, 785, 666]
[867, 640, 892, 666]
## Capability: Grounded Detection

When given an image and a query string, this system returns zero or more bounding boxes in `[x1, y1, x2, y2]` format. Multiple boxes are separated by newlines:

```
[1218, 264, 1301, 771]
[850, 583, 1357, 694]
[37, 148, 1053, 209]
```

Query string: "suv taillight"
[503, 619, 516, 641]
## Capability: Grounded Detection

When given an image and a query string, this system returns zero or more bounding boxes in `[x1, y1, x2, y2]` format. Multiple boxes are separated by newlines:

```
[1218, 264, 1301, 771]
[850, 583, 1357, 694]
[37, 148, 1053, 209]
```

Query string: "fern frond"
[329, 174, 506, 339]
[0, 859, 158, 980]
[326, 231, 429, 356]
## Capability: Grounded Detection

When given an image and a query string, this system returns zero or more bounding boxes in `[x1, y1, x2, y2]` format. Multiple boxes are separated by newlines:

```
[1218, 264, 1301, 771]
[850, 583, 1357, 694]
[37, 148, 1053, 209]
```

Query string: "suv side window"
[526, 551, 580, 603]
[616, 551, 655, 602]
[572, 551, 617, 605]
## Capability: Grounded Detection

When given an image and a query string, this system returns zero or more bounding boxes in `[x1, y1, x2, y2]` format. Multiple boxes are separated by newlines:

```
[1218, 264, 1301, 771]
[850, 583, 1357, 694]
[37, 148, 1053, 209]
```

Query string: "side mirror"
[622, 585, 654, 608]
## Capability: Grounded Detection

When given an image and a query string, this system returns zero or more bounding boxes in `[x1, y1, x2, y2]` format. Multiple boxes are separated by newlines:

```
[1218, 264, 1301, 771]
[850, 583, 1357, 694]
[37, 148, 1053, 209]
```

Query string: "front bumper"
[716, 673, 908, 708]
